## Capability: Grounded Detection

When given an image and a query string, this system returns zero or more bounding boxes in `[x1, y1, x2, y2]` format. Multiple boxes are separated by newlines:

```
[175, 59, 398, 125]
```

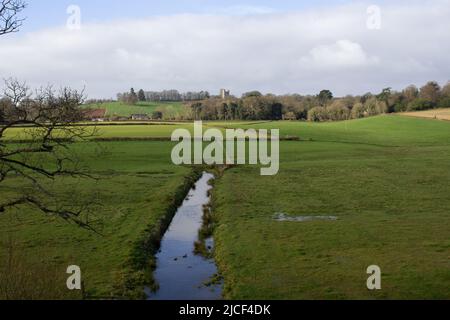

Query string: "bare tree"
[0, 2, 100, 230]
[0, 79, 99, 230]
[402, 85, 419, 104]
[0, 0, 26, 35]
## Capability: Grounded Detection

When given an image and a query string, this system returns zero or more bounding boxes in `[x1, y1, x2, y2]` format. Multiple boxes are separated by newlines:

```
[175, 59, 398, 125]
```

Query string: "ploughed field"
[402, 108, 450, 121]
[0, 115, 449, 299]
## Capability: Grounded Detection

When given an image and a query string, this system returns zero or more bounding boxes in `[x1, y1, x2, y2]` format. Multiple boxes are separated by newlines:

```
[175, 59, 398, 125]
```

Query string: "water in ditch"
[146, 172, 222, 300]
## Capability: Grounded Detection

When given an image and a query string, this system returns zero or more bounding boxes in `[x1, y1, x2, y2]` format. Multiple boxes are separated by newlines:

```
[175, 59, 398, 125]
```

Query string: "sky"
[20, 0, 351, 31]
[0, 0, 449, 98]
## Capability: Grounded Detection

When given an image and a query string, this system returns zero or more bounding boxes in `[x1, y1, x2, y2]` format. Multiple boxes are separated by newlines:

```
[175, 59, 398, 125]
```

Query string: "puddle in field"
[145, 172, 222, 300]
[274, 213, 338, 222]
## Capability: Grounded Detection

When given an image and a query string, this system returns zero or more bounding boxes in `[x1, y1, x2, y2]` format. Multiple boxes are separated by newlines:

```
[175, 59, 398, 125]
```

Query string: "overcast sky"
[0, 0, 449, 98]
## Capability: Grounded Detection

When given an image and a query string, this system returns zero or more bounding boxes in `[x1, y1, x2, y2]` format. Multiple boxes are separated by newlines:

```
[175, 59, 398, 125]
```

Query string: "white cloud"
[300, 40, 379, 69]
[209, 5, 276, 15]
[0, 1, 449, 98]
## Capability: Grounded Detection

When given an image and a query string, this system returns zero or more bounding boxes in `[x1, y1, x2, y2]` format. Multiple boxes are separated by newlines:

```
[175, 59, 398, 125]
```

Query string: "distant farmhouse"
[220, 89, 230, 99]
[84, 109, 106, 122]
[131, 114, 150, 121]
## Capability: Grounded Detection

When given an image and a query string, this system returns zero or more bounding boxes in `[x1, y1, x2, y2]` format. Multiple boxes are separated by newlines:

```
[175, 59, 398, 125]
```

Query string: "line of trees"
[117, 88, 210, 104]
[190, 93, 283, 121]
[117, 88, 139, 105]
[186, 81, 450, 122]
[145, 90, 210, 102]
[114, 81, 449, 121]
[84, 98, 115, 105]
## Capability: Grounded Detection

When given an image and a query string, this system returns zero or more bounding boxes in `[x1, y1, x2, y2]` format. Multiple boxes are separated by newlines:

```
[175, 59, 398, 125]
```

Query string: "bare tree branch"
[0, 79, 100, 230]
[0, 4, 102, 231]
[0, 0, 26, 36]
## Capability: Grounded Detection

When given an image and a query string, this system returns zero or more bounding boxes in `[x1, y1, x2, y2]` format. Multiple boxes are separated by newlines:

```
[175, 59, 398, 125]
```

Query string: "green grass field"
[84, 101, 186, 118]
[0, 141, 191, 298]
[210, 116, 450, 299]
[3, 123, 192, 141]
[1, 115, 449, 299]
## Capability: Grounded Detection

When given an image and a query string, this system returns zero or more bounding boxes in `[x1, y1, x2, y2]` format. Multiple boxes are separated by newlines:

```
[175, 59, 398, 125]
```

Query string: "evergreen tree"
[138, 89, 146, 102]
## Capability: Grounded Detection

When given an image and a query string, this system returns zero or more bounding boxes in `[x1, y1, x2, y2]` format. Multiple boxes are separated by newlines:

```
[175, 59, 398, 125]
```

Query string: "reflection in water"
[146, 172, 222, 300]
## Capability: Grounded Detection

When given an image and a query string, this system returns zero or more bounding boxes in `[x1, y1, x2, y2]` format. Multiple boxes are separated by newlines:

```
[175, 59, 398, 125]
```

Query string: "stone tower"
[220, 89, 230, 99]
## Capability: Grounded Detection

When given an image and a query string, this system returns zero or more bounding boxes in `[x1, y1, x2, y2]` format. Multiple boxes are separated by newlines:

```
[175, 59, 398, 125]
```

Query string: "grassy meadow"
[210, 116, 450, 299]
[0, 114, 449, 299]
[0, 141, 192, 299]
[2, 123, 190, 141]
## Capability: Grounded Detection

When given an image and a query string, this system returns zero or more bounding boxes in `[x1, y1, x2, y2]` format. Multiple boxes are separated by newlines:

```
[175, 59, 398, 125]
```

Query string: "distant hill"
[82, 101, 185, 118]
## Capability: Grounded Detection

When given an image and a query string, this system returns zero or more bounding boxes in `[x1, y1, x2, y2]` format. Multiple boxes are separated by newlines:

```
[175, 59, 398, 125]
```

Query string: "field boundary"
[3, 136, 302, 143]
